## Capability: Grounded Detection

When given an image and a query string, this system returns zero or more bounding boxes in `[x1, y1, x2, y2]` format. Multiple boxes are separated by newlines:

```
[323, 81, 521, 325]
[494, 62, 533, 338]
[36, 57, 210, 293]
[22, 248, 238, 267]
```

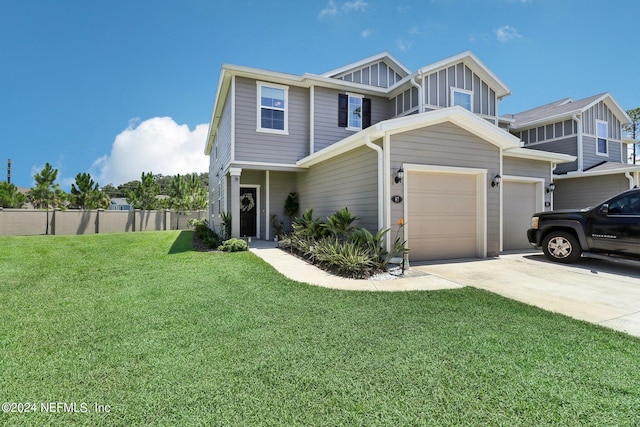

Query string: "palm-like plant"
[323, 207, 359, 241]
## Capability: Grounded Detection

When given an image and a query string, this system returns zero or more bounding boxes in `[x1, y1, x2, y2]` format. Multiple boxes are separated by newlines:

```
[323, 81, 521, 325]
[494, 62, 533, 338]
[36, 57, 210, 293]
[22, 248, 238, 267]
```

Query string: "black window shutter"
[362, 98, 371, 129]
[338, 94, 348, 127]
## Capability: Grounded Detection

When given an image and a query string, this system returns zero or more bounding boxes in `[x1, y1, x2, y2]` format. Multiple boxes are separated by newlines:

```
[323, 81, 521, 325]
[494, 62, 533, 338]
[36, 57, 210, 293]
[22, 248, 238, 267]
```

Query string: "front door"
[240, 187, 257, 237]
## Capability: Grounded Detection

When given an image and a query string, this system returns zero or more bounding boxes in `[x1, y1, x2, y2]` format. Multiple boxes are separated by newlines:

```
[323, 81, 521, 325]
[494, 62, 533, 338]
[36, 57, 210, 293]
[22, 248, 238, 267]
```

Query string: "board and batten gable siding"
[234, 76, 310, 164]
[554, 174, 631, 210]
[582, 135, 623, 169]
[335, 60, 406, 88]
[424, 63, 496, 117]
[297, 145, 379, 231]
[582, 100, 622, 140]
[389, 122, 501, 256]
[313, 86, 392, 153]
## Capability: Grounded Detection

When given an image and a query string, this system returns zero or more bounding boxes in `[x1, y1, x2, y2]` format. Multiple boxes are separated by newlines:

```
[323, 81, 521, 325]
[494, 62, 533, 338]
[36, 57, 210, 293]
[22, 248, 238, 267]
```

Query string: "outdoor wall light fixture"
[491, 174, 502, 188]
[395, 168, 404, 184]
[546, 182, 556, 193]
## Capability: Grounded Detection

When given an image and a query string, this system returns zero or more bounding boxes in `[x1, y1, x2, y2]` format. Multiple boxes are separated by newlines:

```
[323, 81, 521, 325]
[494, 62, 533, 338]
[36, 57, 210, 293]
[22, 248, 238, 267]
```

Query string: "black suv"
[527, 188, 640, 263]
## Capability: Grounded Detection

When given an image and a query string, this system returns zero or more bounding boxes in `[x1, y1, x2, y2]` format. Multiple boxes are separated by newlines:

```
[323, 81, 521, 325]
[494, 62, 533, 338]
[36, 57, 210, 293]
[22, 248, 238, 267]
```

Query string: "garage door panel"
[408, 172, 478, 261]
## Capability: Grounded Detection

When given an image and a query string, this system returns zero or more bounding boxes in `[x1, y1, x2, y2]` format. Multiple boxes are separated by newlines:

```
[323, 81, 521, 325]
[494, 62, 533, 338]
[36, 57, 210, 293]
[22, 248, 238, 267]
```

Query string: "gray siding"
[268, 171, 298, 234]
[554, 174, 631, 210]
[529, 136, 579, 174]
[423, 63, 496, 117]
[389, 122, 501, 256]
[582, 100, 622, 140]
[234, 76, 310, 164]
[582, 135, 623, 170]
[503, 157, 553, 207]
[313, 86, 391, 152]
[297, 145, 379, 231]
[334, 60, 406, 88]
[209, 90, 233, 230]
[392, 85, 420, 116]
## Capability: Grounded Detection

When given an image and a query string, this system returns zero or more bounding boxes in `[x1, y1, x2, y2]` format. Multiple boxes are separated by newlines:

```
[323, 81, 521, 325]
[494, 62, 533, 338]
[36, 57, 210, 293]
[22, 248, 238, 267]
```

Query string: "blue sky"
[1, 0, 638, 190]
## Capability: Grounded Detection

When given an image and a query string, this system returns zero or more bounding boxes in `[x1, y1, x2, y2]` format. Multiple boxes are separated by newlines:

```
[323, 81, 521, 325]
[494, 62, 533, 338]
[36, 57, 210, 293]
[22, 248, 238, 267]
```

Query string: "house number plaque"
[391, 195, 402, 203]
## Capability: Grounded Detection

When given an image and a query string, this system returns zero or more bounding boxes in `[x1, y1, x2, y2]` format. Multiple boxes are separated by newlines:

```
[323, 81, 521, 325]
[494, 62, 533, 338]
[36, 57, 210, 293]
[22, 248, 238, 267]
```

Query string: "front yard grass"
[1, 231, 639, 426]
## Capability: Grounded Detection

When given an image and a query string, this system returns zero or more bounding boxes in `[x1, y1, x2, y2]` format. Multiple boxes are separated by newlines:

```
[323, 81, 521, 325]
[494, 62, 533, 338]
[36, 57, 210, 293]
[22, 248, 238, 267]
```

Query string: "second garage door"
[407, 172, 479, 261]
[503, 181, 538, 250]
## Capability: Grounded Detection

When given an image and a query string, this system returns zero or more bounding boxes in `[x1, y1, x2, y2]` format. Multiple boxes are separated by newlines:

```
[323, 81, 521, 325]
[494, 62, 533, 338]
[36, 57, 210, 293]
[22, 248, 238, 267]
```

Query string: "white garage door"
[503, 181, 537, 250]
[407, 172, 478, 261]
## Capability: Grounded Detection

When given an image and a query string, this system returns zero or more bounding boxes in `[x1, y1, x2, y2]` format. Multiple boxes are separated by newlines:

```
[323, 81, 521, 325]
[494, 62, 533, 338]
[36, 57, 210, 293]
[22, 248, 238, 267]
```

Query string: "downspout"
[625, 171, 634, 189]
[572, 113, 583, 171]
[364, 135, 384, 230]
[410, 75, 423, 113]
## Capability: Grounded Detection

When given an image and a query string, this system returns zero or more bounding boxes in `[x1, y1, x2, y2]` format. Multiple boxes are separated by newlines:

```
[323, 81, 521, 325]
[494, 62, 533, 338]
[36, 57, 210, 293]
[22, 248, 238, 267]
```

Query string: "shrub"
[314, 237, 376, 279]
[219, 238, 248, 252]
[188, 218, 222, 249]
[323, 207, 359, 241]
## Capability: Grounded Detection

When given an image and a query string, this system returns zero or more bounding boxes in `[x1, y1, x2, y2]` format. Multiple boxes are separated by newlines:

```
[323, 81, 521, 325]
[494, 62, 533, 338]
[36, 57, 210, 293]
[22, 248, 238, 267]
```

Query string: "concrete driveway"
[413, 251, 640, 338]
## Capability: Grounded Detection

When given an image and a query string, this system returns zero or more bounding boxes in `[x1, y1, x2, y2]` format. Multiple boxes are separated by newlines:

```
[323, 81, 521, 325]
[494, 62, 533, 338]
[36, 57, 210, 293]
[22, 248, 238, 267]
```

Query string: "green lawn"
[1, 231, 639, 426]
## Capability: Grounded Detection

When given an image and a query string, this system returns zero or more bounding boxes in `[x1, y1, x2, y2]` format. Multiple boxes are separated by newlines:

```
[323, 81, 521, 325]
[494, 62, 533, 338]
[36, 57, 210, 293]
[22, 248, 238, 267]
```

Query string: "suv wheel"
[542, 231, 581, 263]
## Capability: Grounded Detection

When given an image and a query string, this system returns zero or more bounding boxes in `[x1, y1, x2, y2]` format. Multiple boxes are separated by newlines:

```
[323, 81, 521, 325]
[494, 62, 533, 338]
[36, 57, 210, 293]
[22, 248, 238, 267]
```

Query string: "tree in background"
[126, 171, 160, 210]
[0, 181, 26, 208]
[70, 172, 109, 209]
[169, 173, 208, 228]
[169, 174, 189, 228]
[28, 163, 66, 234]
[624, 107, 640, 164]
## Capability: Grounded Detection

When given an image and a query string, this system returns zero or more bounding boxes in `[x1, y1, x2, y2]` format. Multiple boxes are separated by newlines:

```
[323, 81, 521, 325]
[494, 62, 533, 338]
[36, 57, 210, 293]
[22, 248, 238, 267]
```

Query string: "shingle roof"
[512, 93, 608, 128]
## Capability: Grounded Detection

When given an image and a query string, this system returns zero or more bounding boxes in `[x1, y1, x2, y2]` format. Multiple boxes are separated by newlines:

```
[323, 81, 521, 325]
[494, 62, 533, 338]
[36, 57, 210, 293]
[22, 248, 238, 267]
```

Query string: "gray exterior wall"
[582, 135, 623, 169]
[423, 63, 497, 118]
[313, 86, 391, 152]
[268, 171, 299, 234]
[334, 59, 407, 88]
[553, 174, 632, 209]
[297, 145, 379, 232]
[234, 76, 310, 164]
[503, 157, 553, 208]
[529, 136, 579, 174]
[389, 122, 501, 256]
[582, 100, 622, 140]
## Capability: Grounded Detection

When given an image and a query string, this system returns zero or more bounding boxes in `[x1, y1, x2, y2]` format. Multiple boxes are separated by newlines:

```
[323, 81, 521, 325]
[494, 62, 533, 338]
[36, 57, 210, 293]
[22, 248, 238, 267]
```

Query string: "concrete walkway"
[249, 240, 640, 338]
[249, 240, 463, 291]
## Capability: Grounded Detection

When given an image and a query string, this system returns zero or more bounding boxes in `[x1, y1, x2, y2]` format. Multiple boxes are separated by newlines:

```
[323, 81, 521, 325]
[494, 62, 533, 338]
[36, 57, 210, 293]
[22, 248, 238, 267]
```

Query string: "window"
[608, 194, 640, 215]
[597, 120, 608, 155]
[451, 88, 472, 111]
[338, 93, 371, 130]
[257, 83, 288, 134]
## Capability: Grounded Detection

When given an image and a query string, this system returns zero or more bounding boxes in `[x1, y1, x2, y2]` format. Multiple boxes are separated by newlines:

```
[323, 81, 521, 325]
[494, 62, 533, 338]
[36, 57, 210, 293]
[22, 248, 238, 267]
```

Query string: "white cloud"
[319, 0, 338, 18]
[396, 39, 414, 52]
[495, 25, 522, 42]
[361, 29, 371, 38]
[343, 0, 368, 12]
[320, 0, 367, 18]
[91, 117, 209, 186]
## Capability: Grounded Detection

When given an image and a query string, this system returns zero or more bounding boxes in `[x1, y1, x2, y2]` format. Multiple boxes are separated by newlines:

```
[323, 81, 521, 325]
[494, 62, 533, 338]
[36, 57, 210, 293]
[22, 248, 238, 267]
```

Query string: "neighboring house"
[506, 93, 638, 209]
[109, 198, 131, 211]
[204, 51, 573, 262]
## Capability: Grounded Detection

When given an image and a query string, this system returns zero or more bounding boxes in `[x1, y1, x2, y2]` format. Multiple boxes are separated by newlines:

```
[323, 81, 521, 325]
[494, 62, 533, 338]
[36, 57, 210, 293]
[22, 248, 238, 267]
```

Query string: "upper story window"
[338, 93, 371, 131]
[596, 120, 608, 155]
[451, 88, 472, 111]
[257, 82, 288, 134]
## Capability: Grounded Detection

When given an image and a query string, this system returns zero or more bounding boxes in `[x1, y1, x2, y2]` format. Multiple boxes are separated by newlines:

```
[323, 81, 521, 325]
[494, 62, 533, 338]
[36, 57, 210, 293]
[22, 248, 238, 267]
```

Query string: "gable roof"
[321, 51, 411, 78]
[510, 92, 631, 129]
[416, 51, 511, 99]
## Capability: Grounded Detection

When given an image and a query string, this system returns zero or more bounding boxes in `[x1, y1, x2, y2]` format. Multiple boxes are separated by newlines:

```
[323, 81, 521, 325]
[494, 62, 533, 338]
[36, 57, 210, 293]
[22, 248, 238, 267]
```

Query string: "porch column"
[229, 167, 242, 238]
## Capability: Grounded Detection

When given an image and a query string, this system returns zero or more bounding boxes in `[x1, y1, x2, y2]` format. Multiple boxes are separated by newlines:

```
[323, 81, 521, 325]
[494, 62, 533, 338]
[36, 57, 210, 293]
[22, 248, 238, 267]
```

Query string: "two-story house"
[506, 93, 637, 209]
[204, 51, 573, 262]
